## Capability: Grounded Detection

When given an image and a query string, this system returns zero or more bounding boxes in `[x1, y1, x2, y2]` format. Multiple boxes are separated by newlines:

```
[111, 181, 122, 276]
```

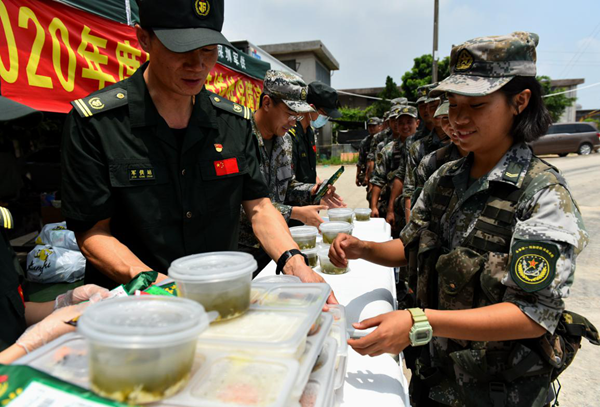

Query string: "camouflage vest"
[406, 155, 599, 407]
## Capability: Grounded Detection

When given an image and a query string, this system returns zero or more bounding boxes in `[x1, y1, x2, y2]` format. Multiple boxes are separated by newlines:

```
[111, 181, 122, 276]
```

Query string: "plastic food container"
[77, 296, 209, 404]
[162, 350, 299, 407]
[197, 308, 314, 359]
[13, 333, 90, 388]
[327, 208, 354, 224]
[292, 313, 334, 400]
[290, 226, 319, 249]
[301, 247, 319, 268]
[354, 208, 372, 222]
[300, 337, 338, 407]
[320, 221, 353, 244]
[169, 251, 256, 321]
[317, 246, 349, 275]
[328, 325, 349, 390]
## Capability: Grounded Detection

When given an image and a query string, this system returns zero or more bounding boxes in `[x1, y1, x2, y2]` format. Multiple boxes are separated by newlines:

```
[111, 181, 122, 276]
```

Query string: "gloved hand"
[54, 284, 109, 309]
[16, 302, 90, 353]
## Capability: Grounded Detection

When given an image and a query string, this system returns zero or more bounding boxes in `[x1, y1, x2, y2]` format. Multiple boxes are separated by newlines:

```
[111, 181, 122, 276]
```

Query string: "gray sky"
[224, 0, 600, 110]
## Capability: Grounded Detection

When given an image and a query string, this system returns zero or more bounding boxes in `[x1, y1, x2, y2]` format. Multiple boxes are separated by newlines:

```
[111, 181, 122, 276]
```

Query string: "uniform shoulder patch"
[71, 87, 127, 118]
[510, 240, 559, 293]
[208, 92, 252, 120]
[0, 206, 14, 230]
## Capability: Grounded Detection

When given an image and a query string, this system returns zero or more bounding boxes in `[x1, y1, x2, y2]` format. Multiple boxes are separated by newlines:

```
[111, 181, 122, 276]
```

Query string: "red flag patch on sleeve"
[313, 145, 317, 153]
[214, 158, 239, 176]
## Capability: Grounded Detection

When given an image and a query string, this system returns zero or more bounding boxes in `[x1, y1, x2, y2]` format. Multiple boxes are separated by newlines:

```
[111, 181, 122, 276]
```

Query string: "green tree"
[538, 76, 577, 123]
[401, 54, 451, 101]
[371, 76, 402, 117]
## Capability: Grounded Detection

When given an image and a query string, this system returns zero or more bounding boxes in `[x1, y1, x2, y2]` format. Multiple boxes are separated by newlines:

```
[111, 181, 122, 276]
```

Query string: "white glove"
[54, 284, 109, 309]
[17, 302, 89, 353]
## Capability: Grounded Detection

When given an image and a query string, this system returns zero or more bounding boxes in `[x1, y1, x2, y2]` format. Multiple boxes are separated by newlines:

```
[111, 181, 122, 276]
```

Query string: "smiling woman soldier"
[328, 32, 598, 406]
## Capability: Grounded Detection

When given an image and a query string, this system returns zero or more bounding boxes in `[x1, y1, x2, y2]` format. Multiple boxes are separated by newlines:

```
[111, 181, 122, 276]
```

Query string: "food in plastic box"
[290, 226, 318, 249]
[320, 221, 353, 244]
[77, 296, 209, 404]
[353, 208, 371, 222]
[169, 252, 256, 321]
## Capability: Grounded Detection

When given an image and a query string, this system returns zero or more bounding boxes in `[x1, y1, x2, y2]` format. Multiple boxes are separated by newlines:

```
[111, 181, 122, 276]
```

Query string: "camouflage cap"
[263, 70, 315, 113]
[430, 32, 539, 97]
[390, 97, 408, 107]
[367, 117, 382, 126]
[433, 100, 449, 118]
[416, 84, 437, 104]
[390, 104, 418, 119]
[383, 110, 391, 121]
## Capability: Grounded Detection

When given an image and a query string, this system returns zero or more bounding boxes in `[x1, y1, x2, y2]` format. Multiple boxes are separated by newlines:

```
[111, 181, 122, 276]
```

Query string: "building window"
[281, 59, 297, 71]
[315, 60, 330, 85]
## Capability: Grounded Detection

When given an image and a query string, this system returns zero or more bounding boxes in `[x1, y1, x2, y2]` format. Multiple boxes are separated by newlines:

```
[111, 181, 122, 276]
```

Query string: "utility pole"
[432, 0, 439, 83]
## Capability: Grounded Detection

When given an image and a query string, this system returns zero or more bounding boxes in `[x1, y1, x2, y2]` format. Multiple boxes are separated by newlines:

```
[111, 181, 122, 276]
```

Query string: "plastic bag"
[35, 222, 80, 251]
[26, 245, 86, 283]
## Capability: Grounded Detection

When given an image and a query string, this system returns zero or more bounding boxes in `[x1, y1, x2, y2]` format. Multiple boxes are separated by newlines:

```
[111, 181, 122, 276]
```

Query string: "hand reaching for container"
[16, 302, 90, 354]
[328, 234, 367, 268]
[348, 310, 412, 357]
[291, 205, 327, 227]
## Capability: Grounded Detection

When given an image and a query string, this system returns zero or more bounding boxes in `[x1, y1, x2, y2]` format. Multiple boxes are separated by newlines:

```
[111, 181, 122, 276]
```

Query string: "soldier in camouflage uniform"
[356, 117, 382, 187]
[403, 91, 450, 218]
[370, 105, 419, 236]
[413, 100, 468, 202]
[329, 32, 596, 406]
[364, 110, 391, 185]
[239, 70, 329, 271]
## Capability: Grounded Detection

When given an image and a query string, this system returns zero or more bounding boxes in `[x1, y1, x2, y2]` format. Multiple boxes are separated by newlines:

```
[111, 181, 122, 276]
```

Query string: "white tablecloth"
[261, 218, 410, 407]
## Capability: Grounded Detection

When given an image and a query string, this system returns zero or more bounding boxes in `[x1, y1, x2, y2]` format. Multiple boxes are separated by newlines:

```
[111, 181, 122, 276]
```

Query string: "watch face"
[416, 331, 429, 341]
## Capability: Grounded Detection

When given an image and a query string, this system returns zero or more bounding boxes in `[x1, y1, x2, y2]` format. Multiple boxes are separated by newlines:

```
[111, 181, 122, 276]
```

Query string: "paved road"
[316, 152, 600, 405]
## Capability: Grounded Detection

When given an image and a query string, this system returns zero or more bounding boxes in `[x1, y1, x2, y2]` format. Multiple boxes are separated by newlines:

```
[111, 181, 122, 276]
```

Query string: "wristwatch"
[408, 308, 433, 346]
[276, 249, 308, 275]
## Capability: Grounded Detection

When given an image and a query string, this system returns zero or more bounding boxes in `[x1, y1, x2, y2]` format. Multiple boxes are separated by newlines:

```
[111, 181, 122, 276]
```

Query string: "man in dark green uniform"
[61, 0, 327, 290]
[288, 81, 342, 185]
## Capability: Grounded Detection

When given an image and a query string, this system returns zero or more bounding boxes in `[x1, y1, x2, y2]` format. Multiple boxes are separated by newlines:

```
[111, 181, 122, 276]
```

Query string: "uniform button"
[181, 169, 186, 176]
[449, 283, 456, 290]
[186, 211, 192, 219]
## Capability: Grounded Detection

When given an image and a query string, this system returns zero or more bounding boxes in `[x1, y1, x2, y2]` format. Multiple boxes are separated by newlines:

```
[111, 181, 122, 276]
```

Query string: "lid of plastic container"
[169, 251, 257, 282]
[327, 208, 353, 217]
[301, 247, 318, 257]
[353, 208, 372, 214]
[253, 284, 330, 311]
[198, 308, 312, 353]
[78, 296, 209, 347]
[319, 221, 352, 233]
[290, 226, 318, 237]
[253, 275, 302, 284]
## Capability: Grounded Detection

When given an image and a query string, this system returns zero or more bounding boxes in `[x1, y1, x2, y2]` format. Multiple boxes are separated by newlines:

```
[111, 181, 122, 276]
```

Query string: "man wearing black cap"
[288, 81, 342, 185]
[61, 0, 331, 292]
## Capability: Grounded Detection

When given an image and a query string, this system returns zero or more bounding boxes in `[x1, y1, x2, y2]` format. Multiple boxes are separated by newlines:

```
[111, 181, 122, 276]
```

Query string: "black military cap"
[138, 0, 231, 53]
[0, 96, 42, 124]
[307, 81, 342, 119]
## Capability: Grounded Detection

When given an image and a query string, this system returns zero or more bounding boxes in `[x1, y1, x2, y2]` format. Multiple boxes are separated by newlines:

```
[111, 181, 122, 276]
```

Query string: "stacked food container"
[15, 251, 347, 407]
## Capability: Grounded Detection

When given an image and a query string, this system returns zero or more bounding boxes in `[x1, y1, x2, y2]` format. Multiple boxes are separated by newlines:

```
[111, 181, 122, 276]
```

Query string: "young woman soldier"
[329, 32, 589, 406]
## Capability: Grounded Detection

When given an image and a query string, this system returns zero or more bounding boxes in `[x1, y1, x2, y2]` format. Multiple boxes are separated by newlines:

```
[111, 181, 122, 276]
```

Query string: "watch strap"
[276, 249, 308, 275]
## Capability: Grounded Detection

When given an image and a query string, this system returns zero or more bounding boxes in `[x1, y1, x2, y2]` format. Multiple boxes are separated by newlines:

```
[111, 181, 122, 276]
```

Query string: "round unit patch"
[510, 241, 559, 293]
[88, 97, 105, 110]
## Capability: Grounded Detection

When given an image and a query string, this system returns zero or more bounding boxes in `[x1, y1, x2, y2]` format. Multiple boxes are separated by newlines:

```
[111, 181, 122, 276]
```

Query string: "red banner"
[206, 64, 263, 112]
[0, 0, 262, 113]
